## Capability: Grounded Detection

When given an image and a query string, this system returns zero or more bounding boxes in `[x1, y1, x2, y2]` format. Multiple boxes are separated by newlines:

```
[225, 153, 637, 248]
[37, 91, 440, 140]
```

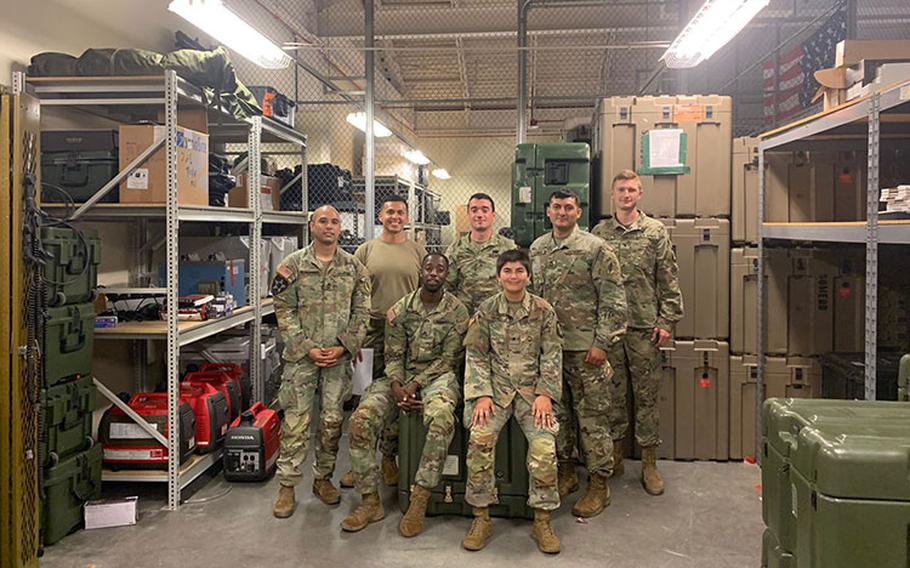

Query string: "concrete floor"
[41, 438, 765, 568]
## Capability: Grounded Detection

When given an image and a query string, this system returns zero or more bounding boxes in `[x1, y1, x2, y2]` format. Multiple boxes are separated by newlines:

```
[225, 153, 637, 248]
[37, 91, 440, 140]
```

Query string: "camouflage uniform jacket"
[385, 290, 469, 389]
[592, 211, 684, 331]
[464, 292, 563, 407]
[444, 232, 517, 314]
[529, 227, 627, 352]
[271, 245, 371, 363]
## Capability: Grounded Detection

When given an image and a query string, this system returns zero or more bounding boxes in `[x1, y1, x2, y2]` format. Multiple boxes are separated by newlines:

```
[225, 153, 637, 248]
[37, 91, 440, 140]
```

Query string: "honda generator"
[224, 402, 280, 481]
[201, 361, 246, 409]
[180, 382, 229, 453]
[185, 369, 241, 421]
[98, 393, 196, 469]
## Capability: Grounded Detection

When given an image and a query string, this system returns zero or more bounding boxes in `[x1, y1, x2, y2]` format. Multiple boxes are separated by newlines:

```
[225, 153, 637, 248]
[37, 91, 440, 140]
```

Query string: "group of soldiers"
[268, 169, 683, 554]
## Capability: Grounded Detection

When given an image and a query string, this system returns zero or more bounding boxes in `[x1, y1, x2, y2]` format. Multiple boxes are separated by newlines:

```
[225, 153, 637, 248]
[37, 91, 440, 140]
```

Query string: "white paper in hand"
[352, 348, 374, 395]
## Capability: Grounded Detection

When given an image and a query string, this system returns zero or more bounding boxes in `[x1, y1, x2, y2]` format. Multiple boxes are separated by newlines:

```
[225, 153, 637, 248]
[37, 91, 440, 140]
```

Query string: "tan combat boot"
[531, 509, 561, 554]
[382, 454, 399, 486]
[312, 478, 341, 505]
[641, 446, 665, 496]
[611, 441, 625, 478]
[462, 507, 492, 551]
[340, 493, 386, 532]
[340, 470, 355, 488]
[399, 485, 432, 537]
[557, 461, 579, 498]
[273, 485, 295, 518]
[572, 473, 611, 517]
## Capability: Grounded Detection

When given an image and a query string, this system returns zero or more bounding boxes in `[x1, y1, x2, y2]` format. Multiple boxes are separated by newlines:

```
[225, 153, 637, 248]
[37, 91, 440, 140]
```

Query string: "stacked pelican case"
[593, 95, 734, 460]
[761, 398, 910, 567]
[39, 224, 102, 545]
[399, 408, 533, 519]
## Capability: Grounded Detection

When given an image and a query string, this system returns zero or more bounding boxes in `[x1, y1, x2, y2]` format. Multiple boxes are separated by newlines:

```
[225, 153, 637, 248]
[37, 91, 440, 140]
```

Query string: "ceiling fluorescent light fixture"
[661, 0, 769, 69]
[431, 168, 451, 180]
[403, 149, 430, 165]
[345, 112, 392, 138]
[169, 0, 291, 69]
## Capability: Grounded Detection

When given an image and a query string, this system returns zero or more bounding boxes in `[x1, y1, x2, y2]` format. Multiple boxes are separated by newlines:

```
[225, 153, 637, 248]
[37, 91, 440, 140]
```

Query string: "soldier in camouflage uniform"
[529, 189, 627, 519]
[462, 249, 563, 555]
[341, 253, 468, 537]
[272, 205, 371, 519]
[591, 170, 683, 496]
[445, 193, 517, 315]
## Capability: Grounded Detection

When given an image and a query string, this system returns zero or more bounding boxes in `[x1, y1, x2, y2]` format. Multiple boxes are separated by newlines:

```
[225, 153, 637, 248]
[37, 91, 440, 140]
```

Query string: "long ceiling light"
[431, 168, 451, 180]
[661, 0, 769, 69]
[169, 0, 291, 69]
[345, 112, 392, 138]
[403, 149, 431, 165]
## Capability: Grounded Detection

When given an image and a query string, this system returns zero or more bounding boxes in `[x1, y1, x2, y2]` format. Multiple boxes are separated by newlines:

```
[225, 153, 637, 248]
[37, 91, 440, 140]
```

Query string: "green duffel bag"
[28, 52, 78, 76]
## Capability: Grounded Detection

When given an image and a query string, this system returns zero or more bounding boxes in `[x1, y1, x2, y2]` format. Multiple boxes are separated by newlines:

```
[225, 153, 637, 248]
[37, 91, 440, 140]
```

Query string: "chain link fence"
[215, 0, 910, 238]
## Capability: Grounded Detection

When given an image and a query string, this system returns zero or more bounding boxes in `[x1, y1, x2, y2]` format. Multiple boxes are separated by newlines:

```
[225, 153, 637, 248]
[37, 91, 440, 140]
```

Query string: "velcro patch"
[271, 273, 292, 296]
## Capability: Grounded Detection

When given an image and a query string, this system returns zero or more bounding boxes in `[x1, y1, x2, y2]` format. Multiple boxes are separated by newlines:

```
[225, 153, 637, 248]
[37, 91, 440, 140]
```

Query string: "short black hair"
[496, 249, 531, 276]
[381, 195, 408, 211]
[422, 252, 449, 270]
[549, 189, 580, 205]
[467, 192, 495, 211]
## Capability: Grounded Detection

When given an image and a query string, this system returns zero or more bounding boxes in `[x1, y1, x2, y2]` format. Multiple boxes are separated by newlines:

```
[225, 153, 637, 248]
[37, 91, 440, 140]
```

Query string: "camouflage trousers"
[349, 373, 460, 495]
[555, 351, 615, 476]
[607, 328, 663, 447]
[465, 397, 560, 511]
[363, 317, 398, 458]
[276, 357, 350, 487]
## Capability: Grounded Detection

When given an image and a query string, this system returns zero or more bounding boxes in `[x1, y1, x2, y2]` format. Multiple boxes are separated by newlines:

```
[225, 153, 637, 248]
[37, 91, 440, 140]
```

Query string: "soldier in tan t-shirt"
[341, 195, 427, 488]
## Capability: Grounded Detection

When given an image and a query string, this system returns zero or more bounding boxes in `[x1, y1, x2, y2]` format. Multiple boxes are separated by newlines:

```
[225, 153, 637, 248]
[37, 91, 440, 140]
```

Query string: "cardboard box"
[119, 125, 209, 206]
[84, 496, 139, 530]
[156, 108, 209, 134]
[835, 40, 910, 68]
[229, 174, 281, 211]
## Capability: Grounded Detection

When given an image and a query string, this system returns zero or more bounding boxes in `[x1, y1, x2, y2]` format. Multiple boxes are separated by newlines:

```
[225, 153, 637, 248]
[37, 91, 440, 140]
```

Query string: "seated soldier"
[341, 253, 469, 536]
[462, 249, 563, 554]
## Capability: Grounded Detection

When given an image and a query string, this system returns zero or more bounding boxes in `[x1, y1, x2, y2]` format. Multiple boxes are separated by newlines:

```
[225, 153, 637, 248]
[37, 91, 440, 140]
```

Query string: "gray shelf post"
[865, 93, 880, 401]
[164, 69, 181, 510]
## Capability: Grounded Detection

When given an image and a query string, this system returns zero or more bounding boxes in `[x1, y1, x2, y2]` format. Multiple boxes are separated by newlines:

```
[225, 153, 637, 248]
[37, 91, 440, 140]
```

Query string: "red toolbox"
[185, 370, 241, 421]
[180, 382, 229, 453]
[98, 393, 196, 469]
[224, 402, 281, 481]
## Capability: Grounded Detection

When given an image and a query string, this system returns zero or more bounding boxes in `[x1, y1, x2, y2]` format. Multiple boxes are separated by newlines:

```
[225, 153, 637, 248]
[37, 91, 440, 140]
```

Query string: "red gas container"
[180, 382, 229, 453]
[223, 402, 281, 481]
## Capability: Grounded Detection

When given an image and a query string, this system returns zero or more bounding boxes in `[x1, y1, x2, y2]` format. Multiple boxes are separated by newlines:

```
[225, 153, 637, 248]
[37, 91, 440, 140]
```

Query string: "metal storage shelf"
[20, 70, 306, 509]
[755, 80, 910, 461]
[102, 450, 223, 487]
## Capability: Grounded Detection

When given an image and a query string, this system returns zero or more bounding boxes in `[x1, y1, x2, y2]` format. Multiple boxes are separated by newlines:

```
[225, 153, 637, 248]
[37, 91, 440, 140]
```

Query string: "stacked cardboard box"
[595, 95, 733, 461]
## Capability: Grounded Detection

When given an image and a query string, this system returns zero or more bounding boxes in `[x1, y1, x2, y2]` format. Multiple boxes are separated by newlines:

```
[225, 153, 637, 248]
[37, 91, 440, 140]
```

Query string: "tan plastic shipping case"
[764, 151, 865, 223]
[732, 137, 759, 243]
[657, 340, 730, 460]
[662, 218, 730, 339]
[728, 355, 821, 460]
[730, 247, 789, 355]
[594, 95, 732, 219]
[787, 250, 836, 355]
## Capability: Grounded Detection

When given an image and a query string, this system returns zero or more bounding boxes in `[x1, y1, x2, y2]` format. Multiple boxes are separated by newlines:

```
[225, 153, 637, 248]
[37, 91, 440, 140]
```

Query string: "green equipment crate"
[761, 529, 794, 568]
[41, 444, 102, 546]
[899, 354, 910, 401]
[41, 226, 101, 307]
[40, 130, 119, 204]
[761, 398, 910, 567]
[398, 408, 534, 519]
[819, 352, 902, 401]
[45, 302, 96, 387]
[40, 375, 96, 468]
[511, 143, 590, 247]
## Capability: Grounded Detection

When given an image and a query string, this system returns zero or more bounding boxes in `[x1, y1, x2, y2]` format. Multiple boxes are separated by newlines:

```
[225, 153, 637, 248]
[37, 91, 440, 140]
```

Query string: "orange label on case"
[674, 103, 704, 121]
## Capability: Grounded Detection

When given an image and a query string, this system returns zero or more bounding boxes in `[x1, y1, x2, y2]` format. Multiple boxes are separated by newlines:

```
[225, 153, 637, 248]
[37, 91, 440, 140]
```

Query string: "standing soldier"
[345, 195, 428, 487]
[462, 249, 563, 554]
[529, 189, 627, 518]
[591, 170, 683, 496]
[272, 205, 371, 518]
[445, 193, 517, 315]
[341, 253, 468, 536]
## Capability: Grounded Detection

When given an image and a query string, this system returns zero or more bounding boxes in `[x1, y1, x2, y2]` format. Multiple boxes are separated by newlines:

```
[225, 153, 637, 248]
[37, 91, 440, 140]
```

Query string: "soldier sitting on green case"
[462, 249, 564, 554]
[341, 253, 469, 537]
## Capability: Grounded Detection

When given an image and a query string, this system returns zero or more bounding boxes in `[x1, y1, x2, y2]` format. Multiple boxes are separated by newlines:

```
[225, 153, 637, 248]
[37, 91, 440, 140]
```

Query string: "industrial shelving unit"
[756, 79, 910, 452]
[19, 70, 308, 509]
[352, 175, 444, 251]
